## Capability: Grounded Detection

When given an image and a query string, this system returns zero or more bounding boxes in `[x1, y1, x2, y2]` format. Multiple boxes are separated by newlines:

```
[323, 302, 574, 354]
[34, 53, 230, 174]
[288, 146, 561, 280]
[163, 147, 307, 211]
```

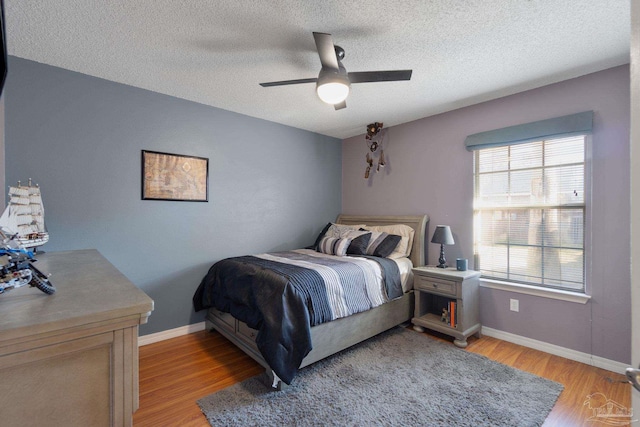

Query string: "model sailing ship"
[0, 179, 54, 295]
[0, 179, 49, 250]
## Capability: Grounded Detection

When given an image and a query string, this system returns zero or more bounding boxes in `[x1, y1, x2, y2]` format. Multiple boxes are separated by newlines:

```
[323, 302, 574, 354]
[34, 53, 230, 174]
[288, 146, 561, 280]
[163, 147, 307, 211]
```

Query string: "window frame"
[472, 135, 592, 296]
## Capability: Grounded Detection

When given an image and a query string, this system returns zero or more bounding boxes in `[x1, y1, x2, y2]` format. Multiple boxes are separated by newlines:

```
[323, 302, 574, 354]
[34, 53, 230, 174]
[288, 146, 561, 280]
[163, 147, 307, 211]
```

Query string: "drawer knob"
[433, 284, 438, 288]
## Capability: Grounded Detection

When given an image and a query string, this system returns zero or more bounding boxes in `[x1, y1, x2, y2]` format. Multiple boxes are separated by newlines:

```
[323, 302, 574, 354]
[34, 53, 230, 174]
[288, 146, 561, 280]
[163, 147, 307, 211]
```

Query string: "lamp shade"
[431, 225, 454, 245]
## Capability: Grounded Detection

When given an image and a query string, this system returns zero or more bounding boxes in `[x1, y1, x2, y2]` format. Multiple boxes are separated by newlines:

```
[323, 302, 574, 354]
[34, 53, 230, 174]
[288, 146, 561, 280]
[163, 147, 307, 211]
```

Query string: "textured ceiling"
[5, 0, 631, 139]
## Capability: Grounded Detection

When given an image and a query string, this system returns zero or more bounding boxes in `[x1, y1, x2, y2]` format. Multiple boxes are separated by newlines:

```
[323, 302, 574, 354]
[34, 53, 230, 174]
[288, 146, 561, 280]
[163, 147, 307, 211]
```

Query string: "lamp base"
[437, 244, 447, 268]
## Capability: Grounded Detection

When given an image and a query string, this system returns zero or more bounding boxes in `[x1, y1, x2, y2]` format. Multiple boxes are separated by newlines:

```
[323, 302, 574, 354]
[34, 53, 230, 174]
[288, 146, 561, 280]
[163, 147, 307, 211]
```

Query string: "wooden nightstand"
[411, 266, 481, 348]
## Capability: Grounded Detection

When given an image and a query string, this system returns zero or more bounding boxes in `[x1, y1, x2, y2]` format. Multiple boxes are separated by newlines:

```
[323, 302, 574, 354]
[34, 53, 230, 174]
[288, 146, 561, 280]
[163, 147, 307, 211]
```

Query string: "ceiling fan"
[259, 32, 412, 110]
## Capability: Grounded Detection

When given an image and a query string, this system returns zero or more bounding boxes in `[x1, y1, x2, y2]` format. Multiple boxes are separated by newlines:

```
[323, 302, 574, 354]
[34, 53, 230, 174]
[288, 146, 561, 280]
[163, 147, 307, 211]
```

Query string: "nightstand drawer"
[414, 275, 457, 296]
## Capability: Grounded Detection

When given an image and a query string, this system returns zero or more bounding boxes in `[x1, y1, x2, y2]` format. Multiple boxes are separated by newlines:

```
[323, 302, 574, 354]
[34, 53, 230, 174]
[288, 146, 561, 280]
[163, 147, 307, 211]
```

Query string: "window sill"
[480, 278, 591, 304]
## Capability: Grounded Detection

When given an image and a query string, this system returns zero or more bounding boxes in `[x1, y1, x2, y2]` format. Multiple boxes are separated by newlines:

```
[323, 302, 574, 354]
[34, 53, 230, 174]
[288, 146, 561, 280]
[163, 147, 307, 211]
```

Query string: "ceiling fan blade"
[259, 78, 318, 87]
[348, 70, 413, 83]
[334, 100, 347, 110]
[313, 32, 339, 70]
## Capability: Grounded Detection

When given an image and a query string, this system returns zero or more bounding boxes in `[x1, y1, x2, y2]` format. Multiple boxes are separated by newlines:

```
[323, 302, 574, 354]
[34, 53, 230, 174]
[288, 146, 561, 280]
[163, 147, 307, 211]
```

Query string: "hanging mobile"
[364, 122, 384, 178]
[365, 153, 373, 178]
[377, 149, 385, 172]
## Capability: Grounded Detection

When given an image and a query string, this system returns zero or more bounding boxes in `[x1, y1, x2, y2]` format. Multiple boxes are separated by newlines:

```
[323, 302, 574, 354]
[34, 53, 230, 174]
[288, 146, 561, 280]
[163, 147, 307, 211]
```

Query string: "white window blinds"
[473, 135, 586, 292]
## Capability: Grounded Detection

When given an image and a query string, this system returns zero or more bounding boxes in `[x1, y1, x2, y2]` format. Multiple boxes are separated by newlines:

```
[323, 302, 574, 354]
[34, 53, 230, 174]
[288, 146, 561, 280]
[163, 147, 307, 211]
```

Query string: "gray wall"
[4, 56, 342, 335]
[342, 65, 630, 364]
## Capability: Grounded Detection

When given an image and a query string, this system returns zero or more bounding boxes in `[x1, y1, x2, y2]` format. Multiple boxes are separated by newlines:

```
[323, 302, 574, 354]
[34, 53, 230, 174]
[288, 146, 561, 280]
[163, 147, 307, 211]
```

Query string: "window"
[473, 135, 586, 292]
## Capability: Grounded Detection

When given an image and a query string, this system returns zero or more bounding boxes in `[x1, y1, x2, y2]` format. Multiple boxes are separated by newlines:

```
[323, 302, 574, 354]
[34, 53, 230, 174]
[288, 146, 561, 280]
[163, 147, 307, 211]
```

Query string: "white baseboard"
[482, 326, 629, 374]
[136, 322, 629, 374]
[138, 321, 206, 347]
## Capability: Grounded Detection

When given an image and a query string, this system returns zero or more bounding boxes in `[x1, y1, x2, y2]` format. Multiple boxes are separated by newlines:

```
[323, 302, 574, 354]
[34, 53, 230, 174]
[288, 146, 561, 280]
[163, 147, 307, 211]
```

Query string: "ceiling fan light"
[317, 81, 350, 104]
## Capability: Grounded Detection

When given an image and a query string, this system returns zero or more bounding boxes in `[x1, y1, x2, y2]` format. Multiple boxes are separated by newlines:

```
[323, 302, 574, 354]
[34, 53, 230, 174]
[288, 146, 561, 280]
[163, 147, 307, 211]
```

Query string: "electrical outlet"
[510, 299, 519, 312]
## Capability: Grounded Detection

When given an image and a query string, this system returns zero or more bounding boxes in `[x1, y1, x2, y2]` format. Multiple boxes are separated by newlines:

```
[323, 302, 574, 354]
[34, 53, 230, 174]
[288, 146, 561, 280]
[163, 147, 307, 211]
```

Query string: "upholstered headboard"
[335, 214, 429, 267]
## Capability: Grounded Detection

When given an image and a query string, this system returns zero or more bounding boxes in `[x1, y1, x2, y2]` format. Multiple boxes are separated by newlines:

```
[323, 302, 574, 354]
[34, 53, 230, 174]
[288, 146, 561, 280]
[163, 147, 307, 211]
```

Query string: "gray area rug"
[198, 328, 563, 426]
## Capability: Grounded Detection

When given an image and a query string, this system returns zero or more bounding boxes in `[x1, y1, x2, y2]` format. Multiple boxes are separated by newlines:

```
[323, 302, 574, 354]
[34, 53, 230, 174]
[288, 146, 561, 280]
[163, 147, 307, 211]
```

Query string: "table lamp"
[431, 225, 454, 268]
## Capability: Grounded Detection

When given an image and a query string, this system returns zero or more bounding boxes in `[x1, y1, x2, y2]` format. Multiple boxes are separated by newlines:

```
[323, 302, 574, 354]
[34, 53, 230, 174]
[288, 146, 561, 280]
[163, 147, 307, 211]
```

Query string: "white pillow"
[324, 223, 366, 239]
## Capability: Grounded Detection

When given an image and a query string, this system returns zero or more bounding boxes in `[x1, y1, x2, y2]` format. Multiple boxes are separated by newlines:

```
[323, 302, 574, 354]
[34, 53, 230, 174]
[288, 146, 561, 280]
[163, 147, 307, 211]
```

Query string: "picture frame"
[141, 150, 208, 202]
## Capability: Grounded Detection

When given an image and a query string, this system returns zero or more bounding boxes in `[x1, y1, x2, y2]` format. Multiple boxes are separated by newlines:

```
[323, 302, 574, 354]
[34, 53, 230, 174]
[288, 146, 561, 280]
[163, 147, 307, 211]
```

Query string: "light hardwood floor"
[133, 328, 631, 426]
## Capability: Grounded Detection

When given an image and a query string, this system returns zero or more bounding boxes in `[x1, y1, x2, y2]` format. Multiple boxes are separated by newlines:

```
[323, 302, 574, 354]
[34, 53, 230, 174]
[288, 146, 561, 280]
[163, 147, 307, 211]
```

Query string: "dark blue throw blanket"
[193, 251, 401, 384]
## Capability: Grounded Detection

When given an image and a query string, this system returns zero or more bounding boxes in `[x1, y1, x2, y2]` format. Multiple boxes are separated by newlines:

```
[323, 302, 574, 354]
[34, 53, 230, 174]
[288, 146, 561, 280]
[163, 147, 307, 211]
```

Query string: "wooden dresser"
[0, 249, 153, 427]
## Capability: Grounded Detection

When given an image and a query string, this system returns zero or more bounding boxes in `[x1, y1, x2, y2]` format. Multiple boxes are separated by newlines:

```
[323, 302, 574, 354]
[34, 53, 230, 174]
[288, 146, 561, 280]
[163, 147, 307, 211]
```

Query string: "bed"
[193, 214, 429, 389]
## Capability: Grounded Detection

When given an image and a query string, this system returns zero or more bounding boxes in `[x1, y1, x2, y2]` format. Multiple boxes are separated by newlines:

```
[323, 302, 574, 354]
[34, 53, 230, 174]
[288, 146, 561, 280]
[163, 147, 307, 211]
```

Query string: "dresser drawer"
[210, 308, 235, 331]
[414, 275, 457, 296]
[238, 322, 258, 341]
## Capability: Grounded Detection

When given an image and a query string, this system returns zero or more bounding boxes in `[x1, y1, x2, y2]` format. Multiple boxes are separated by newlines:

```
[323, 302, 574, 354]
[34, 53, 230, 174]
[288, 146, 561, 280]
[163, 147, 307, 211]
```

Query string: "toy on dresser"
[0, 228, 54, 295]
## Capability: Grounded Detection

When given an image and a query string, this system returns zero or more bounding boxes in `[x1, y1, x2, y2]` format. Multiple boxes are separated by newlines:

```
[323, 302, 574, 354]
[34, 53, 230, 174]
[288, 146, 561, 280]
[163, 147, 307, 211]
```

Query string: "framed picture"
[141, 150, 208, 202]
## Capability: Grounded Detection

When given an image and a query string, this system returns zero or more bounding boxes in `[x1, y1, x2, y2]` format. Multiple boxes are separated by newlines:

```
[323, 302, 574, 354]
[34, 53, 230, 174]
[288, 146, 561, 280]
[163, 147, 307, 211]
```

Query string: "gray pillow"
[345, 231, 372, 256]
[362, 229, 402, 258]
